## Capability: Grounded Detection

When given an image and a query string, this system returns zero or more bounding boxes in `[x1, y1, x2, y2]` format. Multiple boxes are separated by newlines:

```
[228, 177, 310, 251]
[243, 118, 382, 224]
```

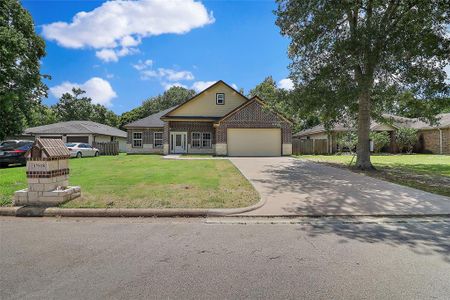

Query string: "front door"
[170, 132, 187, 154]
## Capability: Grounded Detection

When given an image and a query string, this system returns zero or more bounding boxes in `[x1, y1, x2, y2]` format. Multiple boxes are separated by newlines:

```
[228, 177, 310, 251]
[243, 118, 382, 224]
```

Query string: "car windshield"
[0, 141, 17, 147]
[65, 143, 77, 147]
[17, 144, 33, 151]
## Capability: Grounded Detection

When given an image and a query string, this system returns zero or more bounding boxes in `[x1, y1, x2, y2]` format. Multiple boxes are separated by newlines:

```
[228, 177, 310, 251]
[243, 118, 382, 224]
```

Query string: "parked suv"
[0, 140, 34, 167]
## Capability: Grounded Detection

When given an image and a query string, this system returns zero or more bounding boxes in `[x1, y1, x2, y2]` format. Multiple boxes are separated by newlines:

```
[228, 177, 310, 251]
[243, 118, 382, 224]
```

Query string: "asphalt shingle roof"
[123, 106, 177, 128]
[25, 121, 127, 138]
[295, 113, 450, 137]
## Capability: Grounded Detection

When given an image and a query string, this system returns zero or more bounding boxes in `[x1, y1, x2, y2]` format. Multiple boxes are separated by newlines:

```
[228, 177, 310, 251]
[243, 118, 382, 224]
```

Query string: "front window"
[133, 132, 142, 147]
[154, 132, 163, 148]
[216, 93, 225, 105]
[192, 132, 212, 148]
[202, 133, 211, 148]
[192, 132, 201, 148]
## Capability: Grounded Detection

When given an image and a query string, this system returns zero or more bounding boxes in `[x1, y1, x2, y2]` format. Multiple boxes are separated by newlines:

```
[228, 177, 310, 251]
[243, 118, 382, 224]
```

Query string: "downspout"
[438, 128, 443, 155]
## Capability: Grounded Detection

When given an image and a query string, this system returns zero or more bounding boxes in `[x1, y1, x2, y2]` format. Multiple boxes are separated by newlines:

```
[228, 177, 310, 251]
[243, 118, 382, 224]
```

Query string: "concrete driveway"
[230, 157, 450, 216]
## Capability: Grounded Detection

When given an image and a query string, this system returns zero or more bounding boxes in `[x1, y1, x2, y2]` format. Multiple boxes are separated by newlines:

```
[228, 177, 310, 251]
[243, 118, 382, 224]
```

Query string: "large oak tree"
[276, 0, 450, 169]
[0, 0, 48, 140]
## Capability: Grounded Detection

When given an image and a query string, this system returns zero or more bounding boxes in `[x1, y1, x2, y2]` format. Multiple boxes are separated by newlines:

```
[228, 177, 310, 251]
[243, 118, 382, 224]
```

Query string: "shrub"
[370, 131, 390, 153]
[396, 127, 418, 153]
[336, 131, 357, 153]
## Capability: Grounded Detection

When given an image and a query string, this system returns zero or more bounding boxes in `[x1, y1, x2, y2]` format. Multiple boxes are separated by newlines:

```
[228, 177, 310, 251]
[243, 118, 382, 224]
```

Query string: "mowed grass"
[298, 154, 450, 176]
[0, 154, 259, 208]
[296, 154, 450, 197]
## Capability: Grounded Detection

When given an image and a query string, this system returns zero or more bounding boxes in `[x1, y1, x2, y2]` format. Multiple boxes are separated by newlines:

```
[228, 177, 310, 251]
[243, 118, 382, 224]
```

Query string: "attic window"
[216, 93, 225, 105]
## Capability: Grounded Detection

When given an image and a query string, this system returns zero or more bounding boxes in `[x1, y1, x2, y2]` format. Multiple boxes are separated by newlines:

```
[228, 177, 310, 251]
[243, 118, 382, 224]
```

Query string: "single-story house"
[294, 113, 450, 154]
[24, 121, 128, 152]
[124, 80, 293, 156]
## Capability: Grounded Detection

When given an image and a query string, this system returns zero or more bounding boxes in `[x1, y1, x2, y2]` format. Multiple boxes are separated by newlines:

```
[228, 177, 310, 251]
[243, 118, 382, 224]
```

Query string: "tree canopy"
[51, 88, 119, 127]
[119, 86, 196, 128]
[248, 76, 318, 132]
[276, 0, 450, 169]
[0, 0, 48, 140]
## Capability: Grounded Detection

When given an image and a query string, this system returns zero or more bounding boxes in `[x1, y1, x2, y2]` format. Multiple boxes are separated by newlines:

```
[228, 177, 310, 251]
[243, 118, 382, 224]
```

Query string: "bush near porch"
[296, 154, 450, 197]
[0, 154, 259, 208]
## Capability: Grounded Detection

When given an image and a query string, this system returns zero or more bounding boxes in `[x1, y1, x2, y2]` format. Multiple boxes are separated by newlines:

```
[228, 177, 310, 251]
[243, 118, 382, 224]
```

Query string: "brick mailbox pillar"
[14, 138, 81, 206]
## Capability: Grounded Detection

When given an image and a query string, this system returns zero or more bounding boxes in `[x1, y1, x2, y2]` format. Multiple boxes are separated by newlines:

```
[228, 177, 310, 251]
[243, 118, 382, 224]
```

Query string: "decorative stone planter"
[13, 138, 81, 207]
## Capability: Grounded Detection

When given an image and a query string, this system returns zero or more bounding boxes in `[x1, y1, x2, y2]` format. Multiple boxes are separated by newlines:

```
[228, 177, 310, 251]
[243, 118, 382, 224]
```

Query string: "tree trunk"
[355, 89, 375, 170]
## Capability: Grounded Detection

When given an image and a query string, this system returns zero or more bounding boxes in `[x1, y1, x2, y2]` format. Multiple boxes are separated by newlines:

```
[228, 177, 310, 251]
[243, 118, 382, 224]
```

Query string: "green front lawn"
[296, 154, 450, 197]
[0, 154, 259, 208]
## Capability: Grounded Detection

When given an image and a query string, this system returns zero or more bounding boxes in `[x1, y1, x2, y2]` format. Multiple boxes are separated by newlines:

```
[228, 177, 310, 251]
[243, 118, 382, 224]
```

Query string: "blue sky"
[23, 0, 293, 114]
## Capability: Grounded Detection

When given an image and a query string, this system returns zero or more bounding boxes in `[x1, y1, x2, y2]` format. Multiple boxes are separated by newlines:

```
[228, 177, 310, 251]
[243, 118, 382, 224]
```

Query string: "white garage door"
[227, 128, 281, 156]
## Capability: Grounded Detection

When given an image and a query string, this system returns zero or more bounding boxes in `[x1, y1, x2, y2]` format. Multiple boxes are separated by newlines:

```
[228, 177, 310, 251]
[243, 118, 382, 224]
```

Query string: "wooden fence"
[292, 139, 328, 155]
[92, 141, 119, 156]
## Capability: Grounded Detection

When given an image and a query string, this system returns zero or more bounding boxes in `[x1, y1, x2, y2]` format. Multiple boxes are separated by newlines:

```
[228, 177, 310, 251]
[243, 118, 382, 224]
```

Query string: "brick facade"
[168, 121, 215, 144]
[419, 128, 450, 154]
[126, 128, 165, 154]
[127, 128, 163, 145]
[443, 128, 450, 154]
[126, 100, 293, 156]
[216, 101, 292, 144]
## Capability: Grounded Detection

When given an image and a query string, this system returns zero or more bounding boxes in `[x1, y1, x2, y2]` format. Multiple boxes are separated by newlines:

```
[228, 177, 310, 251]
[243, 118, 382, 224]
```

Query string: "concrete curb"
[0, 197, 266, 218]
[2, 206, 450, 218]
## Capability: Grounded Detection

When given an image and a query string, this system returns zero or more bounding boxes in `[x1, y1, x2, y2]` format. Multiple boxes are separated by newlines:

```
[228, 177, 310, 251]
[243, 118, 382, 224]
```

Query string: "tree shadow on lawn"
[375, 162, 450, 177]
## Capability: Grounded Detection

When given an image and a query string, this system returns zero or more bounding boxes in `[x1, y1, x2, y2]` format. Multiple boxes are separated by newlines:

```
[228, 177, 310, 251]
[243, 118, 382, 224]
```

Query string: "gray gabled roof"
[124, 106, 177, 128]
[294, 113, 450, 137]
[25, 121, 127, 138]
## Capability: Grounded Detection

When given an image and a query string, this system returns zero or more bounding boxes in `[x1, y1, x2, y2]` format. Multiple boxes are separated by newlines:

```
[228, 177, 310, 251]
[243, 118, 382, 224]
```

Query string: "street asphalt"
[1, 217, 450, 299]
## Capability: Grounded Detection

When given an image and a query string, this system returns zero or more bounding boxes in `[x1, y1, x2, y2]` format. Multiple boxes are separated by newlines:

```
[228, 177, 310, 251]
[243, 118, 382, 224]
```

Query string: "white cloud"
[132, 59, 153, 71]
[191, 81, 217, 92]
[277, 78, 294, 90]
[231, 83, 238, 90]
[120, 35, 141, 47]
[42, 0, 214, 62]
[95, 49, 118, 62]
[50, 77, 117, 106]
[95, 47, 138, 62]
[140, 68, 194, 81]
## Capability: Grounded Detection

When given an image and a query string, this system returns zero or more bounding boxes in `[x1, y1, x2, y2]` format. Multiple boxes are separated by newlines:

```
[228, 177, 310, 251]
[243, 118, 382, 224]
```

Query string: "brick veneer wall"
[168, 121, 216, 144]
[216, 101, 292, 143]
[444, 128, 450, 154]
[420, 128, 450, 154]
[420, 129, 440, 153]
[127, 128, 164, 145]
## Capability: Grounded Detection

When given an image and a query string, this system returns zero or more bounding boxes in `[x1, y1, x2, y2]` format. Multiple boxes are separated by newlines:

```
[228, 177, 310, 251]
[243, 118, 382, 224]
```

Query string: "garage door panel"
[66, 136, 89, 143]
[227, 128, 281, 156]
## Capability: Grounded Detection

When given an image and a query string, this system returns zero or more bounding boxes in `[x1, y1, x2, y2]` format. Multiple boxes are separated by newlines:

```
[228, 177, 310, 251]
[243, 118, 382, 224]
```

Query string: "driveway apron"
[230, 157, 450, 216]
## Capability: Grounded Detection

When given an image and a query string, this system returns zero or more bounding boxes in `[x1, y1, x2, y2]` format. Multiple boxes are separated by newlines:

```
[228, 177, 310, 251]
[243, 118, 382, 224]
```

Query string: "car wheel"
[76, 152, 82, 158]
[94, 151, 99, 157]
[0, 163, 8, 168]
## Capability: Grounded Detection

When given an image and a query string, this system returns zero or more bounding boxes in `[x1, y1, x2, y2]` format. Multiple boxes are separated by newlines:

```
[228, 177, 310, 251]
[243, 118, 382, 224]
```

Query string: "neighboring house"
[294, 113, 450, 154]
[24, 121, 128, 152]
[124, 80, 293, 156]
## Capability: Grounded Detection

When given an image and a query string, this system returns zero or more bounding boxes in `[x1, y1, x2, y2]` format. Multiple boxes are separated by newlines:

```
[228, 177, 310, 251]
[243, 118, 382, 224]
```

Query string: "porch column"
[163, 122, 169, 155]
